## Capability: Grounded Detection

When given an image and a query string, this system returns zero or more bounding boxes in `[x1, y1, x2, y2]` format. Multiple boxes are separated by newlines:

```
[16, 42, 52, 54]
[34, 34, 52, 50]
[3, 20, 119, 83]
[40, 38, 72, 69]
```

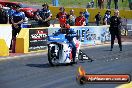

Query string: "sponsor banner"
[0, 24, 12, 48]
[100, 26, 111, 43]
[29, 29, 48, 52]
[74, 26, 101, 45]
[48, 27, 60, 36]
[74, 26, 110, 44]
[22, 24, 32, 28]
[48, 26, 110, 45]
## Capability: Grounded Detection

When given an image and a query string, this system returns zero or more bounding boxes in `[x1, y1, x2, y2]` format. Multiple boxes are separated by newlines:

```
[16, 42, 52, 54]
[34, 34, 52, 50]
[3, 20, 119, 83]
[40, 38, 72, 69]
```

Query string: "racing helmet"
[61, 24, 70, 29]
[60, 24, 70, 34]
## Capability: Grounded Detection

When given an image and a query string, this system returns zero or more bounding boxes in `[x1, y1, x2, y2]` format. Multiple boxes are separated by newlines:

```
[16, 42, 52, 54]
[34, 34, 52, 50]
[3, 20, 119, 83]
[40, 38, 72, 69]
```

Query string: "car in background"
[0, 1, 37, 18]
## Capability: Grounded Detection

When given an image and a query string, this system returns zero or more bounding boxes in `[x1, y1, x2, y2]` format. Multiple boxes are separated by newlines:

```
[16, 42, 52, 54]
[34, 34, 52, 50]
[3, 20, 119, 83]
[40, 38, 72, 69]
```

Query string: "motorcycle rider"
[56, 24, 77, 63]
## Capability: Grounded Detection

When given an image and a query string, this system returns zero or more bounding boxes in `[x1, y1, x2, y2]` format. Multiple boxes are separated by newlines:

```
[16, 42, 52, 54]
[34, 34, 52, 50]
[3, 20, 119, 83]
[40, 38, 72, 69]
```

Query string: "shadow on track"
[26, 63, 51, 68]
[103, 49, 112, 51]
[26, 63, 77, 68]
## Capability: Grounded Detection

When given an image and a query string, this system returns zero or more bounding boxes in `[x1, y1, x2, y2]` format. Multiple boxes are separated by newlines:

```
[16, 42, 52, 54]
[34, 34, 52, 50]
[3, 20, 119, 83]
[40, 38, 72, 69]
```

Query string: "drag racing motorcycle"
[47, 33, 81, 66]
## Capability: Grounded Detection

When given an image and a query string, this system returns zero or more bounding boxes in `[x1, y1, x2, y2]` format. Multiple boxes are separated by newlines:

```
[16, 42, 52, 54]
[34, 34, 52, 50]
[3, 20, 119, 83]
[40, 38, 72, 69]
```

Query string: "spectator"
[91, 0, 94, 8]
[0, 4, 9, 24]
[53, 7, 68, 27]
[10, 7, 25, 53]
[86, 2, 91, 8]
[103, 10, 111, 25]
[98, 0, 104, 9]
[67, 9, 76, 26]
[107, 0, 111, 9]
[75, 12, 86, 26]
[95, 12, 101, 26]
[114, 0, 119, 9]
[109, 10, 122, 51]
[83, 9, 90, 26]
[128, 0, 132, 10]
[8, 6, 15, 23]
[20, 11, 30, 28]
[36, 3, 52, 27]
[34, 9, 40, 21]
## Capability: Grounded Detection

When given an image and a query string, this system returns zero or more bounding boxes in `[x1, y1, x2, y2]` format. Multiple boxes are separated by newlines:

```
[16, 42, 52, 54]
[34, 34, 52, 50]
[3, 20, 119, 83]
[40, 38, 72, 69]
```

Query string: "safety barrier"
[0, 39, 9, 56]
[15, 25, 110, 53]
[0, 24, 127, 54]
[0, 24, 12, 48]
[15, 25, 130, 54]
[15, 28, 48, 53]
[49, 6, 132, 22]
[0, 24, 12, 56]
[48, 25, 111, 45]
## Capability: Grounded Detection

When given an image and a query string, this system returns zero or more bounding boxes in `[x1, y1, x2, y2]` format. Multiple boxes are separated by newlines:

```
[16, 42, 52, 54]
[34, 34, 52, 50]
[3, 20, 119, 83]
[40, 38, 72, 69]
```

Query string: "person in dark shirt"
[0, 4, 9, 24]
[114, 0, 119, 9]
[128, 0, 132, 10]
[107, 0, 111, 9]
[109, 10, 122, 51]
[10, 7, 25, 52]
[95, 12, 101, 26]
[98, 0, 104, 9]
[36, 3, 52, 27]
[103, 10, 111, 25]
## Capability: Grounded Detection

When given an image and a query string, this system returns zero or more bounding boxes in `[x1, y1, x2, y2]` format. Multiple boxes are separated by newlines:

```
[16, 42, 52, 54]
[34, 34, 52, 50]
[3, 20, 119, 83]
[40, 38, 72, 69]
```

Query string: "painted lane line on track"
[0, 51, 47, 62]
[116, 82, 132, 88]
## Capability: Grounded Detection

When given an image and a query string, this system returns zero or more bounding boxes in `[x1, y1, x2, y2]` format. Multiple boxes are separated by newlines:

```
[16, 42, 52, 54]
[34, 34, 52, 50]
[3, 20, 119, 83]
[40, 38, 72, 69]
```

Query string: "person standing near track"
[103, 10, 111, 25]
[36, 3, 52, 27]
[0, 4, 9, 24]
[83, 9, 90, 26]
[75, 12, 86, 26]
[109, 10, 122, 51]
[53, 7, 68, 27]
[114, 0, 119, 9]
[10, 6, 25, 52]
[67, 9, 76, 26]
[95, 12, 101, 26]
[8, 6, 15, 24]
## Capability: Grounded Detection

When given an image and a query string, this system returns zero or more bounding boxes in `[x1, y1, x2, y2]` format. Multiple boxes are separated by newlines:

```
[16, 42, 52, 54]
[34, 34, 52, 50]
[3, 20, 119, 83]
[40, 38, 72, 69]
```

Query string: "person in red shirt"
[53, 7, 68, 27]
[75, 12, 86, 26]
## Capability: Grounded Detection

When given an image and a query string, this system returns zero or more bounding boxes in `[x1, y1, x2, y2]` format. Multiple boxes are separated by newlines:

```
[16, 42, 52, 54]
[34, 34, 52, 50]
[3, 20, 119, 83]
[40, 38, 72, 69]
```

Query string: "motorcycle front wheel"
[48, 45, 59, 66]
